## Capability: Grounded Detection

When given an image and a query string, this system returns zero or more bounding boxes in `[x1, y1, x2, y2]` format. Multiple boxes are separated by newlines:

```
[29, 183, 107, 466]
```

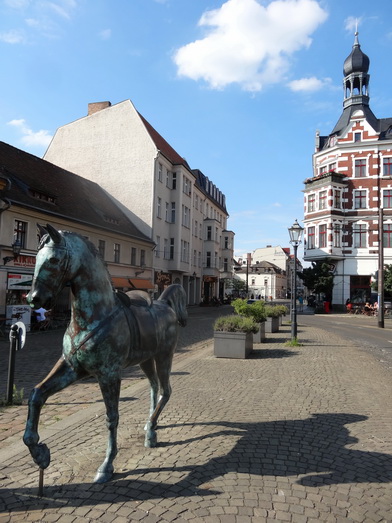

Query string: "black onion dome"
[343, 32, 370, 76]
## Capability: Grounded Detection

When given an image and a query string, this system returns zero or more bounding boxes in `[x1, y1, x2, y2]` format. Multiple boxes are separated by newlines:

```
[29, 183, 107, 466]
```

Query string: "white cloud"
[0, 29, 26, 43]
[288, 76, 331, 92]
[344, 16, 362, 34]
[99, 28, 111, 40]
[7, 119, 52, 148]
[173, 0, 328, 92]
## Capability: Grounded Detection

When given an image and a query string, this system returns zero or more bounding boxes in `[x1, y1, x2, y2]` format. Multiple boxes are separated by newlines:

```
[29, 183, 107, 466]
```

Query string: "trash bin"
[324, 301, 330, 313]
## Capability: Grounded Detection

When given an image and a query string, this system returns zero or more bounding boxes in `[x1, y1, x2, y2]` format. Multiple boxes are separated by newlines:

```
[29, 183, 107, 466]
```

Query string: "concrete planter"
[253, 322, 266, 344]
[265, 316, 279, 333]
[214, 331, 253, 359]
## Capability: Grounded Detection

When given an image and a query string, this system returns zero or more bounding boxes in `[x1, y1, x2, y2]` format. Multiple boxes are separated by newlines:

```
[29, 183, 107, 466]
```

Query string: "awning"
[128, 278, 155, 290]
[112, 277, 132, 289]
[112, 277, 154, 290]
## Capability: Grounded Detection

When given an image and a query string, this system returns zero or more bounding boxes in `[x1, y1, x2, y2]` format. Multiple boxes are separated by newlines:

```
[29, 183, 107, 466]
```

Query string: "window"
[319, 224, 327, 248]
[223, 258, 228, 272]
[206, 251, 211, 267]
[354, 190, 366, 209]
[354, 158, 366, 177]
[194, 194, 198, 209]
[158, 163, 163, 182]
[98, 240, 105, 259]
[172, 172, 177, 189]
[384, 224, 392, 248]
[329, 162, 336, 172]
[307, 193, 315, 212]
[114, 243, 120, 263]
[383, 157, 392, 176]
[140, 249, 145, 267]
[319, 190, 327, 210]
[157, 197, 162, 218]
[182, 205, 190, 228]
[353, 224, 367, 248]
[155, 236, 160, 258]
[224, 236, 229, 249]
[171, 202, 176, 223]
[193, 249, 197, 266]
[181, 240, 189, 262]
[14, 220, 27, 249]
[170, 238, 174, 260]
[131, 247, 137, 266]
[194, 220, 198, 237]
[354, 132, 361, 142]
[333, 225, 341, 248]
[383, 190, 392, 208]
[334, 189, 341, 209]
[307, 226, 315, 249]
[183, 176, 191, 195]
[163, 239, 168, 259]
[165, 202, 169, 222]
[207, 225, 212, 240]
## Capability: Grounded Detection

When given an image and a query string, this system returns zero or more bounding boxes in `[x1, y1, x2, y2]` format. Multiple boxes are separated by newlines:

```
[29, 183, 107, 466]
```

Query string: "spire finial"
[354, 19, 359, 45]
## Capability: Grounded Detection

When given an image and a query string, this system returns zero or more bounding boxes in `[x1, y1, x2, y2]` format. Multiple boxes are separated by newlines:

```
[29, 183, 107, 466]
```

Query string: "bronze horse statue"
[23, 224, 187, 483]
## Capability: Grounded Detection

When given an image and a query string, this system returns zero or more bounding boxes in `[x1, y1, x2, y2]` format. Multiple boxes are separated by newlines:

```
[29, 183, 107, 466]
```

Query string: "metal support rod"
[291, 244, 298, 340]
[38, 468, 44, 497]
[6, 324, 19, 405]
[378, 206, 385, 328]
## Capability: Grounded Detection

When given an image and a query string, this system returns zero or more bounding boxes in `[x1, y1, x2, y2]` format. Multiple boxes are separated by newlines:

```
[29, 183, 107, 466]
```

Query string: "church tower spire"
[342, 30, 370, 109]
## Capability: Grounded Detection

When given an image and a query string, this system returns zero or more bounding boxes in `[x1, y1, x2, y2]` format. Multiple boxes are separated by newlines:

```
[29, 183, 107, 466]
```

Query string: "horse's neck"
[69, 266, 116, 327]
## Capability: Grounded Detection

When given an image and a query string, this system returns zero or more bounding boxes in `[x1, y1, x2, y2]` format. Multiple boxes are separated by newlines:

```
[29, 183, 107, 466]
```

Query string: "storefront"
[6, 272, 32, 331]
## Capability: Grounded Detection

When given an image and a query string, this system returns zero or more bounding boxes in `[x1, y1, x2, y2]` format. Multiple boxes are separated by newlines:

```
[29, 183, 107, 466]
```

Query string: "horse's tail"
[159, 284, 187, 327]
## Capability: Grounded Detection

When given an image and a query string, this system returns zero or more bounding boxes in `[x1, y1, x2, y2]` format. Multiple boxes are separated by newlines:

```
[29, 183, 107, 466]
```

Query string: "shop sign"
[14, 254, 36, 268]
[7, 273, 33, 290]
[155, 271, 172, 286]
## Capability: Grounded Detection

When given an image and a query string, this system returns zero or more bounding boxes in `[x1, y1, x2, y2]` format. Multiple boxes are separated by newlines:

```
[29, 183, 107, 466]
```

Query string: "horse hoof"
[94, 471, 113, 483]
[32, 443, 51, 469]
[144, 432, 157, 448]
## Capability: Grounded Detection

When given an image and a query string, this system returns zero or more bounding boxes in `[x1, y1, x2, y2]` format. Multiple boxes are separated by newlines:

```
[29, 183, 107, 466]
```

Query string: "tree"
[228, 278, 247, 297]
[298, 259, 334, 302]
[373, 264, 392, 297]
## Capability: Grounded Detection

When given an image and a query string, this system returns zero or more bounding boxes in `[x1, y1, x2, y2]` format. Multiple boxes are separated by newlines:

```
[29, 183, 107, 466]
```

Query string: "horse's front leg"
[23, 357, 84, 470]
[94, 376, 121, 483]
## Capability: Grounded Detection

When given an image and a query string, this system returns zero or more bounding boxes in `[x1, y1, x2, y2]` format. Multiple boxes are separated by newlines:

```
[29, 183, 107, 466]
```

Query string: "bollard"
[6, 324, 19, 405]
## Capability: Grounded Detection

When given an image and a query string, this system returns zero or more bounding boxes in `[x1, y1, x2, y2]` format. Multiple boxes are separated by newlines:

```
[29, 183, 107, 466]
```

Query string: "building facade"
[44, 100, 234, 304]
[0, 141, 155, 327]
[303, 33, 392, 307]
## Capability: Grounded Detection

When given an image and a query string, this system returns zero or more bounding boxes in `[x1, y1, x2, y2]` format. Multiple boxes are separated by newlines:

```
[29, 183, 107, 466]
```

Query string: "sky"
[1, 0, 392, 263]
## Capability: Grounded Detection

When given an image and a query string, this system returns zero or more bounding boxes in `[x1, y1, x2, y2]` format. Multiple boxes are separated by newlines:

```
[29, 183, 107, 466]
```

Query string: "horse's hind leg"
[142, 355, 173, 448]
[94, 376, 121, 483]
[23, 358, 85, 470]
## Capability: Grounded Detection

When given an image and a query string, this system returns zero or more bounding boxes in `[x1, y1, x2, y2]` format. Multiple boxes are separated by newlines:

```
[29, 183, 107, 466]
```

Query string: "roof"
[0, 141, 153, 243]
[138, 112, 191, 169]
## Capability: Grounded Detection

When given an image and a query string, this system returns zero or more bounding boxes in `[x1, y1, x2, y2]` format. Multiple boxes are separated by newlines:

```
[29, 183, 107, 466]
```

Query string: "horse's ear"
[46, 224, 62, 244]
[37, 224, 48, 240]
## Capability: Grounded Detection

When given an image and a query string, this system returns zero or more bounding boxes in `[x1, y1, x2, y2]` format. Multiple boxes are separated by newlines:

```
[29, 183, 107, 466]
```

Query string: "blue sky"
[1, 0, 392, 261]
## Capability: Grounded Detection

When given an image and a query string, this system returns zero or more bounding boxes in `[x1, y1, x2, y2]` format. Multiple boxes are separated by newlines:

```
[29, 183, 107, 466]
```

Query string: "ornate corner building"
[303, 32, 392, 307]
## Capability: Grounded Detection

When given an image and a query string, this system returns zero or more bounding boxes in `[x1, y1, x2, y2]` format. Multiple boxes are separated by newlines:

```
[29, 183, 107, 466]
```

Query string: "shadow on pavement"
[4, 412, 392, 508]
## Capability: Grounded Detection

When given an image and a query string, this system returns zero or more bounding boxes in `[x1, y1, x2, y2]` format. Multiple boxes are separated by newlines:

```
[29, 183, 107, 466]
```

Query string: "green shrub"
[232, 298, 266, 323]
[275, 304, 289, 316]
[214, 314, 259, 333]
[264, 305, 281, 318]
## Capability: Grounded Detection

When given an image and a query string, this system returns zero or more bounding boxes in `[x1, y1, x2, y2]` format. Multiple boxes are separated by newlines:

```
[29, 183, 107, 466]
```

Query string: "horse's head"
[27, 224, 70, 311]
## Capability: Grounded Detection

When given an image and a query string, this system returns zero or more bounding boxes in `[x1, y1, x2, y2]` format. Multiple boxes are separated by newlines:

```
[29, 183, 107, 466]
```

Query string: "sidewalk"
[1, 316, 392, 522]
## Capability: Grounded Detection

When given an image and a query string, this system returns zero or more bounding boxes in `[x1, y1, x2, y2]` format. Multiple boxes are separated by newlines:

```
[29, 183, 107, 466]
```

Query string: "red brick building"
[303, 32, 392, 308]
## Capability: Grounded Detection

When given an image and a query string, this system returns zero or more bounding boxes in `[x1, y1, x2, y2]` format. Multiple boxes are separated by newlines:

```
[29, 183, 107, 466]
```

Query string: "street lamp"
[288, 219, 304, 340]
[3, 239, 22, 265]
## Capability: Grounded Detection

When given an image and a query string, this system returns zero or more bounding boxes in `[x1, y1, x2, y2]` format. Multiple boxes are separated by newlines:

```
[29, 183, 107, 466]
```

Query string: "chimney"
[88, 101, 111, 116]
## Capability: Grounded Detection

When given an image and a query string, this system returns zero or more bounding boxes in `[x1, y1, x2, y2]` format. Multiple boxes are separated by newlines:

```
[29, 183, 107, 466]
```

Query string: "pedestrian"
[298, 295, 304, 312]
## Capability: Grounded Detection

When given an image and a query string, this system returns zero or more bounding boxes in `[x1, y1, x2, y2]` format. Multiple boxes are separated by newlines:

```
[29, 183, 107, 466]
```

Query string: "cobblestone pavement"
[1, 307, 392, 522]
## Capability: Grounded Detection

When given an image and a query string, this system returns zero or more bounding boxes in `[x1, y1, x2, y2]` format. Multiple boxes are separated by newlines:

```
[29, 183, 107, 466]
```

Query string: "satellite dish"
[9, 321, 26, 349]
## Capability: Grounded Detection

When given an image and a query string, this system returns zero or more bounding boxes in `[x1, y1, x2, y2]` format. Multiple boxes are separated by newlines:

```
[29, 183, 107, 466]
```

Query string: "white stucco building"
[44, 100, 234, 304]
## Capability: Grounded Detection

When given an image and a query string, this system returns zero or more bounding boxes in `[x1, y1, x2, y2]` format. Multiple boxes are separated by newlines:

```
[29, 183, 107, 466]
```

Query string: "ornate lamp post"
[288, 219, 304, 340]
